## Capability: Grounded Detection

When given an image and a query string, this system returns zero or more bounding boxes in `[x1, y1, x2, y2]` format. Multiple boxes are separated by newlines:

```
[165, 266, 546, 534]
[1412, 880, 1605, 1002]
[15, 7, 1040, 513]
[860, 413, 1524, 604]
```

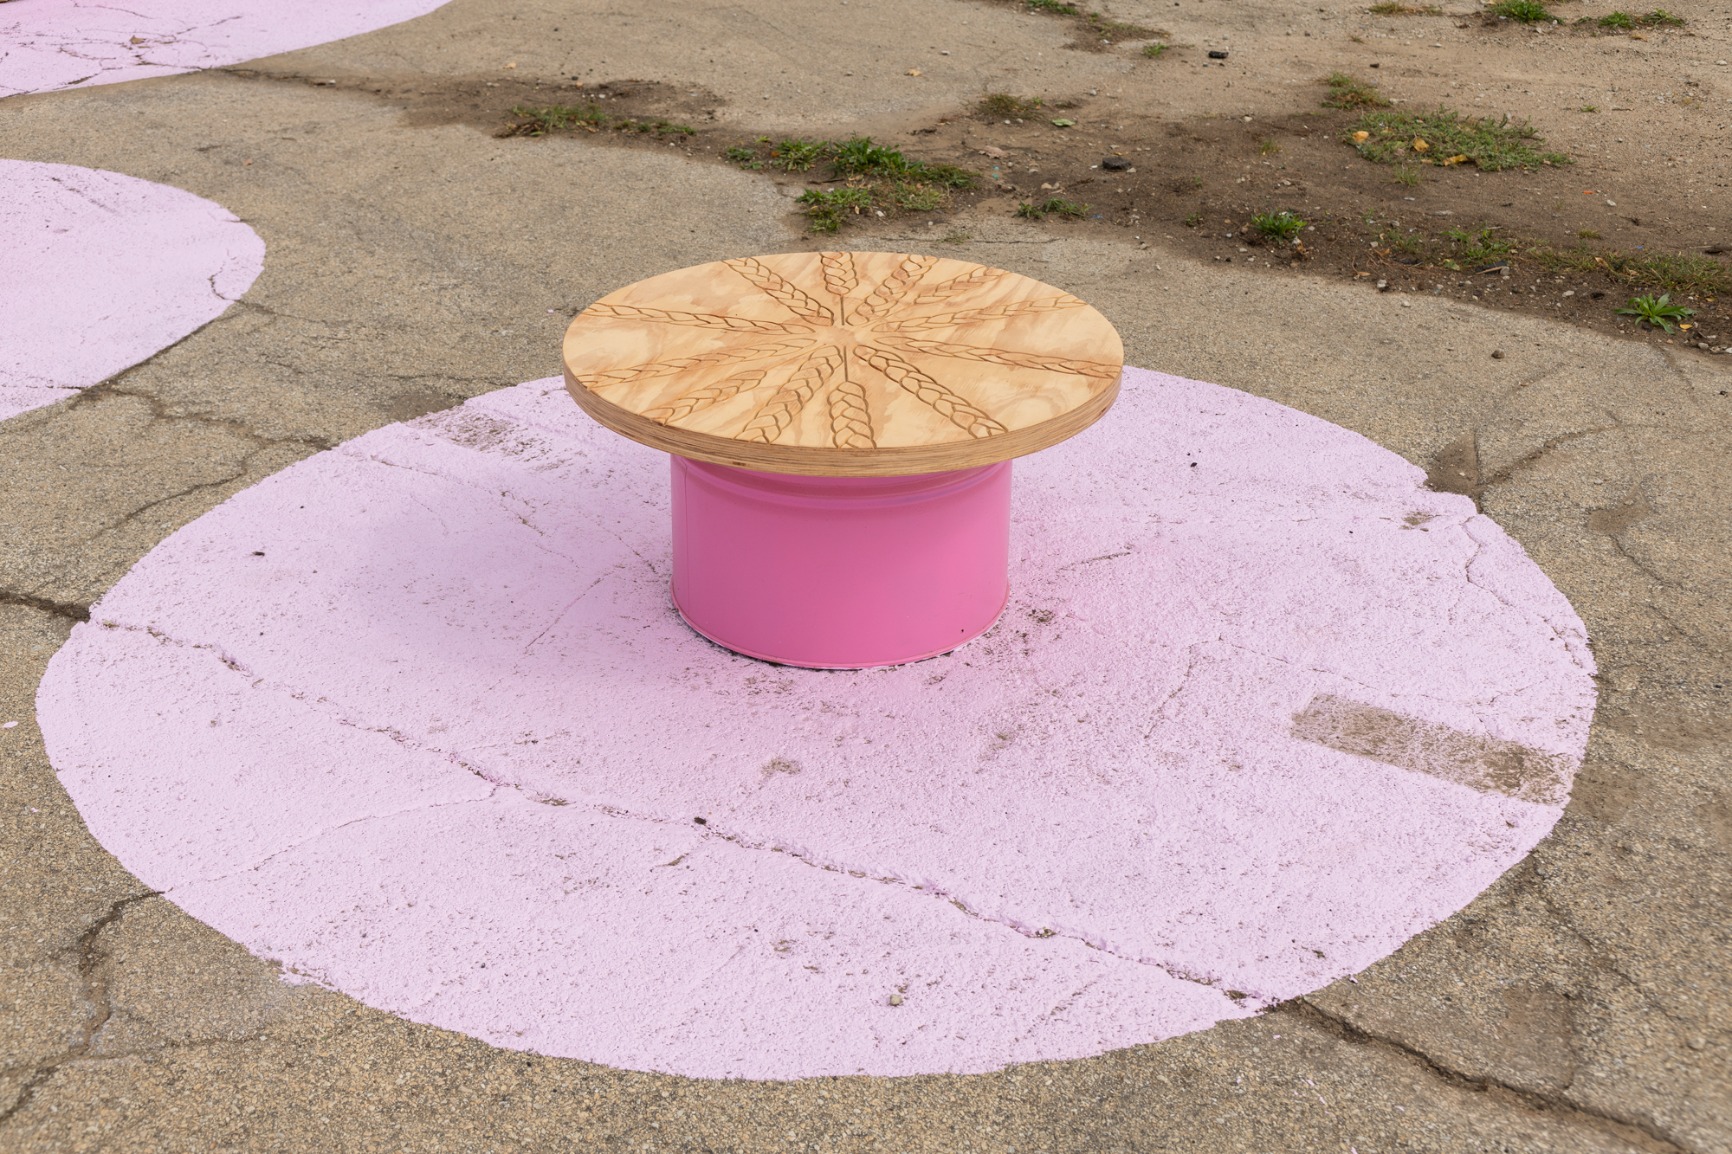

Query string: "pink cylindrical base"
[670, 457, 1011, 669]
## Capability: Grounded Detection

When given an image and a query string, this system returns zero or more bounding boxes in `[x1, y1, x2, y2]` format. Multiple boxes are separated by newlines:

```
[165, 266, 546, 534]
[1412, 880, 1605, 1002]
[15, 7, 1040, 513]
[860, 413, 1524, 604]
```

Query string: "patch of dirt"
[222, 68, 720, 142]
[878, 92, 1728, 349]
[227, 51, 1731, 356]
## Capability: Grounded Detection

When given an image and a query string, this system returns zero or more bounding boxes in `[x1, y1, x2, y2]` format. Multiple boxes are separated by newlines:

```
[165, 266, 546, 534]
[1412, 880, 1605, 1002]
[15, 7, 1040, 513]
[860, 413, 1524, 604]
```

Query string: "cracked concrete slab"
[36, 365, 1597, 1077]
[1, 0, 1728, 1148]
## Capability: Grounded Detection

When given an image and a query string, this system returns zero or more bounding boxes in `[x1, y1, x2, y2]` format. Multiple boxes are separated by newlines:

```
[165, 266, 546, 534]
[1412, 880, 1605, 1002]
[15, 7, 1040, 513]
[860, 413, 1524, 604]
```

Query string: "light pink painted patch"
[1, 0, 453, 97]
[0, 160, 263, 421]
[38, 369, 1596, 1078]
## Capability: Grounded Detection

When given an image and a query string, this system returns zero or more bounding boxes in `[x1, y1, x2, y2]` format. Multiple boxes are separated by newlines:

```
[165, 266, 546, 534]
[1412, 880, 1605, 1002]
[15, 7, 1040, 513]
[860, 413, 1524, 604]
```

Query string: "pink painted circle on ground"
[1, 0, 453, 97]
[38, 369, 1596, 1079]
[0, 160, 263, 422]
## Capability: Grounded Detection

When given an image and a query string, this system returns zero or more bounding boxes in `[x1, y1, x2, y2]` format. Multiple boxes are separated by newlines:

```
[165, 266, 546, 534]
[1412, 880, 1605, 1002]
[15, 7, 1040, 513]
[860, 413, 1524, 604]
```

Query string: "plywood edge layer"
[563, 365, 1122, 476]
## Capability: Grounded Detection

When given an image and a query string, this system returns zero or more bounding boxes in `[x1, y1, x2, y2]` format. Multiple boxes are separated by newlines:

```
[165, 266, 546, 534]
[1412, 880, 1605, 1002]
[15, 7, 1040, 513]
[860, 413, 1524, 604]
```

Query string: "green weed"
[1368, 2, 1443, 12]
[1142, 42, 1170, 58]
[1346, 108, 1569, 170]
[1026, 0, 1080, 13]
[1617, 292, 1695, 332]
[1251, 210, 1308, 240]
[1394, 164, 1422, 186]
[1258, 138, 1281, 156]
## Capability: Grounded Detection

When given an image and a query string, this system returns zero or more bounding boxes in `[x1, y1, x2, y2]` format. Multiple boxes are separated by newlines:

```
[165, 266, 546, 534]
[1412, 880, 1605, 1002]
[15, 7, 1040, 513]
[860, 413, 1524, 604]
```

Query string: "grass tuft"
[727, 136, 977, 232]
[978, 93, 1044, 120]
[1141, 41, 1170, 58]
[1488, 0, 1554, 21]
[1368, 2, 1443, 12]
[1084, 11, 1163, 39]
[1346, 107, 1568, 170]
[1322, 72, 1390, 110]
[1016, 197, 1090, 220]
[1593, 7, 1685, 26]
[501, 104, 692, 138]
[797, 188, 875, 233]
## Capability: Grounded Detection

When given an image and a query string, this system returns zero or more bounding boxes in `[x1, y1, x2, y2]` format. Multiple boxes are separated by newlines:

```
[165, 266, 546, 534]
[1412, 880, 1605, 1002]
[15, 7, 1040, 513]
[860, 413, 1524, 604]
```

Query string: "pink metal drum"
[670, 457, 1011, 669]
[561, 251, 1124, 670]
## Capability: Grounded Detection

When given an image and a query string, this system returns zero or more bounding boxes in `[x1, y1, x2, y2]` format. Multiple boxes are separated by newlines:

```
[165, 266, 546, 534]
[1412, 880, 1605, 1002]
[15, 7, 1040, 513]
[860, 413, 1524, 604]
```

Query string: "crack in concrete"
[0, 589, 90, 622]
[1282, 998, 1696, 1154]
[0, 891, 159, 1128]
[1515, 860, 1690, 1032]
[91, 618, 1258, 1006]
[601, 800, 1262, 1004]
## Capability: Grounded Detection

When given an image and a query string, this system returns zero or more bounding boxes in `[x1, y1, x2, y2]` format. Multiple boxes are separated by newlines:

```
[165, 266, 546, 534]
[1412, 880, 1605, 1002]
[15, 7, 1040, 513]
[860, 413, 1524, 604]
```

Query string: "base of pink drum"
[669, 457, 1011, 669]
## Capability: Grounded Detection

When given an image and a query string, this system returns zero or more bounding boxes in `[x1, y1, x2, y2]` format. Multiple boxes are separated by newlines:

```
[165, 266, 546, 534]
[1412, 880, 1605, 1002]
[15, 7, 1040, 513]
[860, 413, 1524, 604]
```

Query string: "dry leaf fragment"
[1352, 130, 1370, 143]
[906, 68, 923, 76]
[1442, 153, 1468, 165]
[1412, 138, 1430, 152]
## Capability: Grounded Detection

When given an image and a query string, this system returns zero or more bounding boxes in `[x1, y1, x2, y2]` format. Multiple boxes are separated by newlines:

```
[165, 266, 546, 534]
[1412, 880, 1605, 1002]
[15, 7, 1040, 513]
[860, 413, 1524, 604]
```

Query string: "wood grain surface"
[562, 251, 1124, 475]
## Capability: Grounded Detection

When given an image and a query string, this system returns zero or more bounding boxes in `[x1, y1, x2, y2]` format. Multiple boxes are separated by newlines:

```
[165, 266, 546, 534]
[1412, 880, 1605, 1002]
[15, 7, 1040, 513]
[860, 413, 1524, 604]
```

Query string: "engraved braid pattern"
[819, 251, 858, 321]
[642, 368, 773, 425]
[878, 335, 1121, 379]
[827, 367, 875, 449]
[725, 257, 835, 324]
[585, 302, 810, 335]
[851, 254, 936, 324]
[572, 254, 1120, 458]
[739, 346, 844, 443]
[879, 294, 1085, 332]
[855, 344, 1007, 438]
[588, 337, 815, 388]
[906, 264, 996, 306]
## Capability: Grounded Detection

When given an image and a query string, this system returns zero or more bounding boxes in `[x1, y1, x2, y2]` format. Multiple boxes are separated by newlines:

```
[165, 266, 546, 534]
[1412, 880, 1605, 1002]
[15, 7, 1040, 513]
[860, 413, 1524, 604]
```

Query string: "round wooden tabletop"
[561, 251, 1124, 476]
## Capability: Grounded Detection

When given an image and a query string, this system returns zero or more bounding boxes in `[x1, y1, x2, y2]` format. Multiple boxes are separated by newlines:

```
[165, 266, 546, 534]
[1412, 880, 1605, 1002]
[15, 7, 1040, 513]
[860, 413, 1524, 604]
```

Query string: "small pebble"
[888, 993, 904, 1006]
[1491, 349, 1505, 359]
[1376, 279, 1390, 292]
[1102, 156, 1131, 171]
[1208, 49, 1229, 59]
